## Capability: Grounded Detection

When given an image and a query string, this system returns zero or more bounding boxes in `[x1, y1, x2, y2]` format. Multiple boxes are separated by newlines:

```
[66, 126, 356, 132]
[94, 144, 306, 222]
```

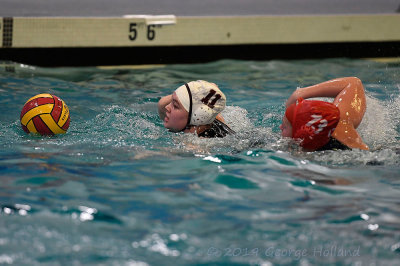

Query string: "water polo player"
[158, 80, 235, 138]
[281, 77, 369, 151]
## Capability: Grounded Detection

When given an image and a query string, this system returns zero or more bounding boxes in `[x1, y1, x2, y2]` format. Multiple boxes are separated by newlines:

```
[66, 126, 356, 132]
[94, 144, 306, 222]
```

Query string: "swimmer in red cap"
[158, 80, 235, 138]
[281, 77, 368, 151]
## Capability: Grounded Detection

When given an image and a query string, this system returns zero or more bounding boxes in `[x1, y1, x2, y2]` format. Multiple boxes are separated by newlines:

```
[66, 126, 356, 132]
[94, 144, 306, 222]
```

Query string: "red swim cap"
[285, 98, 340, 151]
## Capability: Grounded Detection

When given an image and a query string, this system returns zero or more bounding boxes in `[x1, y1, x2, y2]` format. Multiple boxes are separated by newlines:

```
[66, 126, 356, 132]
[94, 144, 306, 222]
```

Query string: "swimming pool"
[0, 58, 399, 265]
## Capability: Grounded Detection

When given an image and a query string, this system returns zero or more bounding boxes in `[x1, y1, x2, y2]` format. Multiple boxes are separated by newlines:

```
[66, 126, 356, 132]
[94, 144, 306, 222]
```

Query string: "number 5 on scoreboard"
[129, 23, 137, 41]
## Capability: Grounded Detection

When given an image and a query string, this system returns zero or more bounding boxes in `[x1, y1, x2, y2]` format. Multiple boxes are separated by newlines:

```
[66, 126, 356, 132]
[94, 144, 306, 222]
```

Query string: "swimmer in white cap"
[158, 80, 235, 138]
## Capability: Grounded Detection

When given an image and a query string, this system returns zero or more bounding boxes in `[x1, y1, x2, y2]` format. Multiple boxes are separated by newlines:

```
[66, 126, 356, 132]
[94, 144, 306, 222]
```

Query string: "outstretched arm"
[287, 77, 361, 105]
[286, 77, 368, 150]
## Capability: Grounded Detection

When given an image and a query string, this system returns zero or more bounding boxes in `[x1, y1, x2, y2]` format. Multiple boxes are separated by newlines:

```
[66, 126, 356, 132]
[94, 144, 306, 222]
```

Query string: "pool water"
[0, 59, 400, 265]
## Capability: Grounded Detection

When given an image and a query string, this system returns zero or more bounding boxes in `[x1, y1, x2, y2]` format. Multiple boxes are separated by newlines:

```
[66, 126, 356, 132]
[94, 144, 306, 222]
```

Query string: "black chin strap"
[184, 83, 193, 128]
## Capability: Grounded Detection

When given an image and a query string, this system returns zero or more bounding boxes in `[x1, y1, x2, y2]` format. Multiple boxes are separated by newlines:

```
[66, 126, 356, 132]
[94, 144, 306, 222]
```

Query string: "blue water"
[0, 59, 400, 265]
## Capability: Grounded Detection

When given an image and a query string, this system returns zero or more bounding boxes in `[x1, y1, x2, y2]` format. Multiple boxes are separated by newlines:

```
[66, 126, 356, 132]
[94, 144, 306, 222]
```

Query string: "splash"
[358, 94, 399, 150]
[176, 106, 280, 155]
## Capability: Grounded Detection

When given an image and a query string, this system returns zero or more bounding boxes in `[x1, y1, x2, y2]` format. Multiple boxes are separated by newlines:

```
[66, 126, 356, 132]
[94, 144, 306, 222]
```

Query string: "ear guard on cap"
[175, 80, 226, 127]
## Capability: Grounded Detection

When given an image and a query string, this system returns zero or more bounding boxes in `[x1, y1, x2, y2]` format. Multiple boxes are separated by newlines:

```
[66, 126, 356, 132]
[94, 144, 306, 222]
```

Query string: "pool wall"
[1, 0, 400, 66]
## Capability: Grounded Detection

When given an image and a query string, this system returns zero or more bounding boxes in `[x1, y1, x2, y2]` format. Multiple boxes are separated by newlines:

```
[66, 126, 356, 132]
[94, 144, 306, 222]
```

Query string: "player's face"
[280, 116, 293, 137]
[163, 92, 189, 132]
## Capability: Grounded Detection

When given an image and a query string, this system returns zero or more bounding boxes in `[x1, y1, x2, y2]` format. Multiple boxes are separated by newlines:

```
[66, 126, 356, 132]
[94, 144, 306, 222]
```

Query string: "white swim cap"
[174, 80, 226, 126]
